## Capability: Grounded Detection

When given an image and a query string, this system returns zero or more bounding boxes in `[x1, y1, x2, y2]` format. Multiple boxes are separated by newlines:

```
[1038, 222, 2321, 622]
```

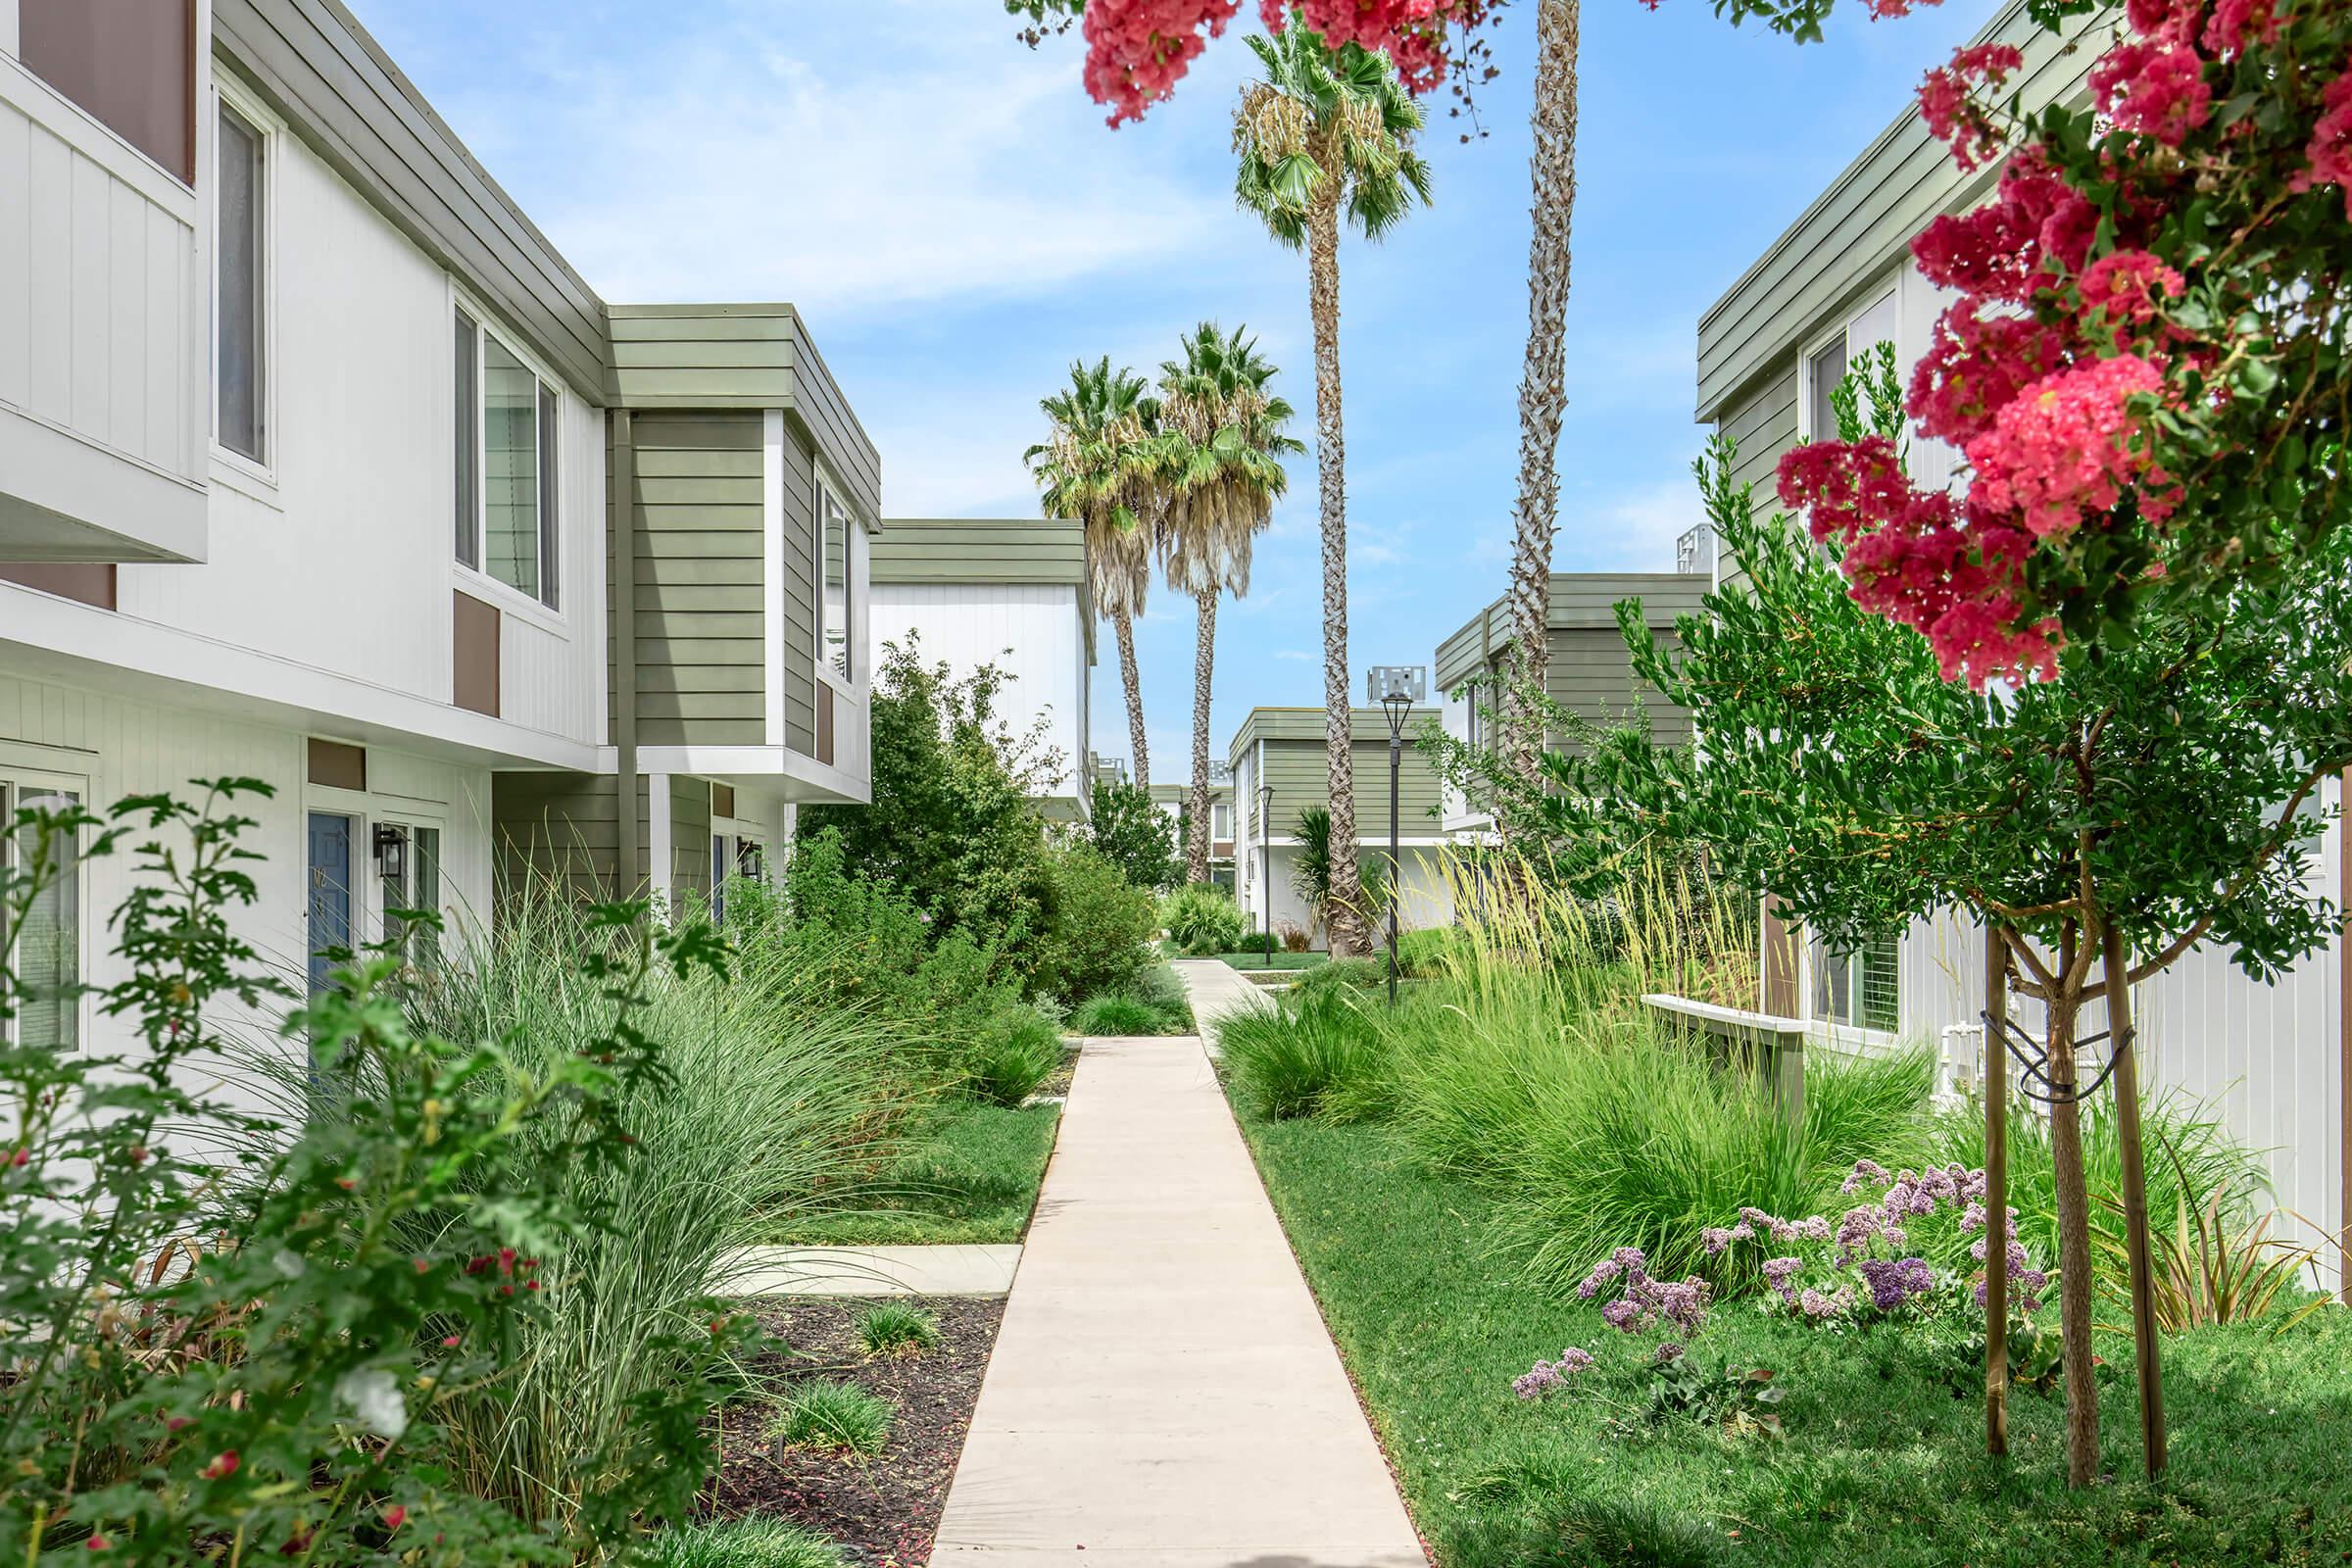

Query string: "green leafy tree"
[1234, 20, 1431, 955]
[1080, 780, 1183, 893]
[1158, 322, 1304, 883]
[1459, 350, 2352, 1487]
[803, 635, 1065, 968]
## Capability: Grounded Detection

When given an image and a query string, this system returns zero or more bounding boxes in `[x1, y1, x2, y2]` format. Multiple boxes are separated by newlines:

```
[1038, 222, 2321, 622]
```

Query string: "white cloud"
[1559, 477, 1707, 574]
[416, 2, 1241, 321]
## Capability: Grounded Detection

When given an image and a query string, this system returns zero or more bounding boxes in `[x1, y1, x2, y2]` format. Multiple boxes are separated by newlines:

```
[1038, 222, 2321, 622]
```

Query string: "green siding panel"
[776, 432, 818, 755]
[630, 412, 764, 749]
[493, 772, 654, 899]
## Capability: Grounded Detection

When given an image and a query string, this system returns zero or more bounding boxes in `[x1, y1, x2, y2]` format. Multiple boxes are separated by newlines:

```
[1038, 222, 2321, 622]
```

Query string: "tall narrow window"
[537, 383, 561, 611]
[1807, 334, 1848, 441]
[481, 335, 541, 602]
[455, 313, 479, 569]
[453, 311, 560, 609]
[1, 783, 83, 1054]
[820, 487, 854, 683]
[216, 102, 266, 463]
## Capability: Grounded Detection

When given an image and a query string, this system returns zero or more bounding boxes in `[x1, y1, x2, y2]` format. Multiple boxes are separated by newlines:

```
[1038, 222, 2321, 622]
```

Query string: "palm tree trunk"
[1499, 0, 1582, 837]
[1113, 605, 1150, 789]
[1306, 179, 1365, 958]
[1188, 587, 1217, 884]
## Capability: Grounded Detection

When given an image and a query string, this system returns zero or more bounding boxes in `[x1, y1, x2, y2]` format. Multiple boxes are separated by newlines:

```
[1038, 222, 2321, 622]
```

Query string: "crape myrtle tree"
[1649, 0, 2352, 685]
[1230, 21, 1432, 956]
[1486, 355, 2352, 1490]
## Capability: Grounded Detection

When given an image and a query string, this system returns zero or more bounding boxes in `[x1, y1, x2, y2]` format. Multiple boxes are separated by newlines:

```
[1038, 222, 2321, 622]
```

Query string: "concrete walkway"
[931, 1023, 1426, 1568]
[1168, 956, 1272, 1058]
[719, 1244, 1021, 1298]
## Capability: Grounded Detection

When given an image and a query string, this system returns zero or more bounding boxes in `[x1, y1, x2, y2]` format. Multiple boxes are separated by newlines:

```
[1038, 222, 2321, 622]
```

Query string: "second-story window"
[453, 310, 560, 611]
[1805, 333, 1848, 442]
[817, 484, 856, 684]
[216, 101, 267, 465]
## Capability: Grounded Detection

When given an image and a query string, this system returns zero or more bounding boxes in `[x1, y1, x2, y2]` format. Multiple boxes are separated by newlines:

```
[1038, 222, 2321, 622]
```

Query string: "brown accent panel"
[20, 0, 195, 182]
[306, 738, 367, 791]
[814, 684, 835, 767]
[0, 564, 117, 610]
[1760, 895, 1801, 1019]
[710, 782, 736, 820]
[453, 591, 501, 717]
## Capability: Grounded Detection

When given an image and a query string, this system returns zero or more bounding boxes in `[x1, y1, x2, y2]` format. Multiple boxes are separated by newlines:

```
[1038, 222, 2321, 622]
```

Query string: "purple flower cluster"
[1512, 1345, 1594, 1399]
[1575, 1246, 1712, 1340]
[1856, 1255, 1937, 1311]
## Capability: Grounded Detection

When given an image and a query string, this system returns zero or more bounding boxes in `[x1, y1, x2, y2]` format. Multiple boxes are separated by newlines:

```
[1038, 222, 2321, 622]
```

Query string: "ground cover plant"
[769, 1384, 894, 1457]
[858, 1302, 941, 1357]
[1231, 1109, 2352, 1568]
[757, 1101, 1061, 1248]
[645, 1517, 842, 1568]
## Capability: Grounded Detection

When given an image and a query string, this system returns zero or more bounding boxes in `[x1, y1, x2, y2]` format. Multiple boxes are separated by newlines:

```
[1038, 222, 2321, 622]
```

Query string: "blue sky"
[353, 0, 1991, 776]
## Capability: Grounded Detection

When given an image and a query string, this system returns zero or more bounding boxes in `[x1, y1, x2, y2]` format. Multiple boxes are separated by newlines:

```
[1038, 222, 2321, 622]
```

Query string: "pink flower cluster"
[2090, 36, 2214, 147]
[1966, 354, 2172, 539]
[1918, 43, 2025, 172]
[2294, 59, 2352, 221]
[1258, 0, 1493, 95]
[1081, 0, 1243, 125]
[2077, 250, 2187, 349]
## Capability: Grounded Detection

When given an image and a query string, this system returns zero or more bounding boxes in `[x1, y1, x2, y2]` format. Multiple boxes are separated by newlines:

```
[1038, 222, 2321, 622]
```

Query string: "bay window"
[454, 309, 560, 610]
[817, 483, 858, 685]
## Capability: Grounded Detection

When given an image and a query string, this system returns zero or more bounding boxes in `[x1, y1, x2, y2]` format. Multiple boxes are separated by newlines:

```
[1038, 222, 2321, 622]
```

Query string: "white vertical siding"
[868, 583, 1086, 796]
[0, 58, 201, 480]
[1894, 788, 2345, 1289]
[100, 112, 606, 751]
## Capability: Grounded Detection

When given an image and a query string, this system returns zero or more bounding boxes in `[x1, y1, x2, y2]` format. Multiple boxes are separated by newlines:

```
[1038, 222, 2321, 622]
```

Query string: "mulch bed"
[1037, 1045, 1080, 1098]
[703, 1296, 1004, 1568]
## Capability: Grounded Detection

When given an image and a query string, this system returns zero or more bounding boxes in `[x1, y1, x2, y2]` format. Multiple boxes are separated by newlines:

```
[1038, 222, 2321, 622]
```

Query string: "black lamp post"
[1258, 781, 1275, 966]
[1367, 665, 1427, 1008]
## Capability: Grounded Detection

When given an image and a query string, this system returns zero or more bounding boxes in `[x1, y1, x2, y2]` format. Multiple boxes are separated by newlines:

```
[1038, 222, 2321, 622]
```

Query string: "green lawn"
[757, 1101, 1059, 1247]
[1212, 950, 1327, 970]
[1232, 1108, 2352, 1568]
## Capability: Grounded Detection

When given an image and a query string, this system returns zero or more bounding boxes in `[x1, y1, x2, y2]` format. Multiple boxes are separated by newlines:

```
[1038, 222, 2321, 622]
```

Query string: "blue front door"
[308, 811, 354, 996]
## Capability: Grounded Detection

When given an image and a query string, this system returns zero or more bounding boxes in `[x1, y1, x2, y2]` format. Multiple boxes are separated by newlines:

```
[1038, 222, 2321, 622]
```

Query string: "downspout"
[612, 409, 641, 900]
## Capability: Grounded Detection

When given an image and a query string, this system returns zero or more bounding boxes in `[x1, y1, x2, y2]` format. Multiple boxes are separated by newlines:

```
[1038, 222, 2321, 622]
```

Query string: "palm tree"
[1498, 0, 1582, 826]
[1026, 357, 1165, 788]
[1158, 322, 1304, 884]
[1232, 19, 1431, 955]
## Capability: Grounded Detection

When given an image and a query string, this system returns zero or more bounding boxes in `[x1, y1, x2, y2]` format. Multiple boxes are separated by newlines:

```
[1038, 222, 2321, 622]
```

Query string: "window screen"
[1808, 336, 1848, 441]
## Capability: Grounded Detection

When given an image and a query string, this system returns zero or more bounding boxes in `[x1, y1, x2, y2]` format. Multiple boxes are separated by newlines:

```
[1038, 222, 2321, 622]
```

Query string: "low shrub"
[644, 1519, 844, 1568]
[770, 1382, 894, 1455]
[1218, 986, 1389, 1121]
[1289, 956, 1385, 994]
[1279, 920, 1311, 953]
[1396, 925, 1461, 977]
[1036, 845, 1159, 1001]
[964, 1005, 1064, 1106]
[1163, 882, 1250, 956]
[858, 1301, 941, 1356]
[1071, 994, 1165, 1036]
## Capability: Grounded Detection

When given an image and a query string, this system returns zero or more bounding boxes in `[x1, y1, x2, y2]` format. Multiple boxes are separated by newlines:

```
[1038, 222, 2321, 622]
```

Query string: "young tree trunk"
[2100, 921, 2167, 1477]
[1984, 929, 2010, 1458]
[1113, 605, 1150, 790]
[1305, 180, 1365, 956]
[1188, 586, 1217, 885]
[2043, 965, 2103, 1488]
[1498, 0, 1582, 836]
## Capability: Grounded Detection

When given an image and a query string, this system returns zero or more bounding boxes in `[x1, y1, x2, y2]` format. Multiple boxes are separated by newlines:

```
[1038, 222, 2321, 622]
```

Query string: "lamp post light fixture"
[1366, 665, 1427, 1008]
[1258, 781, 1276, 967]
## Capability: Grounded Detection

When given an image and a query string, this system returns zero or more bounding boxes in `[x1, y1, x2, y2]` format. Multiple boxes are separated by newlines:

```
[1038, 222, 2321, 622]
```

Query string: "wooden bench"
[1640, 993, 1808, 1123]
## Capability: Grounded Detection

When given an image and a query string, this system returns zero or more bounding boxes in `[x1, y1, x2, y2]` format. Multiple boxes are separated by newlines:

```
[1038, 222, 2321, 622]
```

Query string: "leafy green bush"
[1396, 925, 1461, 977]
[1071, 964, 1195, 1036]
[1035, 844, 1157, 1000]
[2, 784, 753, 1564]
[1217, 986, 1391, 1121]
[965, 1005, 1064, 1106]
[1163, 882, 1251, 956]
[1083, 779, 1183, 892]
[769, 1382, 894, 1455]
